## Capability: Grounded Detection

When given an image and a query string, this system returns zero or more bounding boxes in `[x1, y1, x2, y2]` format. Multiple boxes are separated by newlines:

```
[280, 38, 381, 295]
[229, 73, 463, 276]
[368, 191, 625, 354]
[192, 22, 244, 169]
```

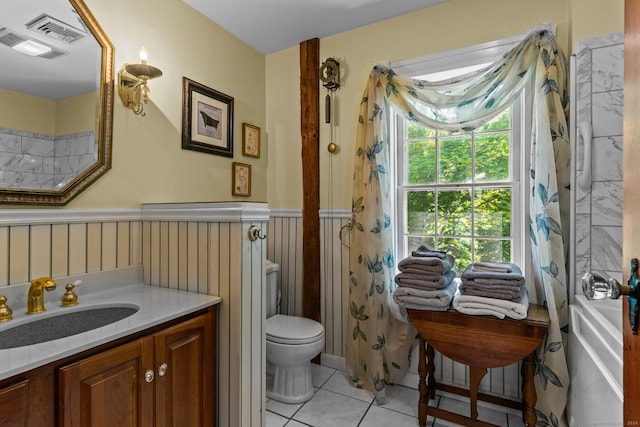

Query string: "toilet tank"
[265, 260, 280, 317]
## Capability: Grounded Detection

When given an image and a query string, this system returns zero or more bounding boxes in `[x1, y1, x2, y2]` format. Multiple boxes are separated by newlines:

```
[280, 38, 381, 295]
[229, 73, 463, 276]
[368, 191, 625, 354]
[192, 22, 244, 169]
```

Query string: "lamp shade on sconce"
[117, 46, 162, 116]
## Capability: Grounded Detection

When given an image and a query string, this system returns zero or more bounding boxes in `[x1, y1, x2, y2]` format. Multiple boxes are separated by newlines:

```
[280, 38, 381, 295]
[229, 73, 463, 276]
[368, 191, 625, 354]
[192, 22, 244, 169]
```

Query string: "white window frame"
[390, 37, 532, 277]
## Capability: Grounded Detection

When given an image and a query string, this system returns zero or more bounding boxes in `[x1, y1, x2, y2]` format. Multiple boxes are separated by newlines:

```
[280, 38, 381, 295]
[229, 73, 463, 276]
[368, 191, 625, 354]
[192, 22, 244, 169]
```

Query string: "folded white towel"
[451, 287, 529, 320]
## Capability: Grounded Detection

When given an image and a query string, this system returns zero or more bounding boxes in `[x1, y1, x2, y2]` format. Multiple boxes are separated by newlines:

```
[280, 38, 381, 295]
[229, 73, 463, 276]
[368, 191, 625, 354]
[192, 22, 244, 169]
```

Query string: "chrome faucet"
[26, 277, 56, 314]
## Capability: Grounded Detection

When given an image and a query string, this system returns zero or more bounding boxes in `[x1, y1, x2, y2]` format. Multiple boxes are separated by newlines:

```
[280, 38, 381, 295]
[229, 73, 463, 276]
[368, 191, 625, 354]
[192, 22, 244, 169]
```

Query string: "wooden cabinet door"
[0, 379, 29, 426]
[154, 312, 214, 427]
[59, 337, 154, 427]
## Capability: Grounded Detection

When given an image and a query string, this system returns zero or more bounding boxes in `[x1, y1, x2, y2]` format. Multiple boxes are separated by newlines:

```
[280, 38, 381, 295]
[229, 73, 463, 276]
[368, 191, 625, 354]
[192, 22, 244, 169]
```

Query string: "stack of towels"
[392, 246, 457, 312]
[452, 261, 528, 320]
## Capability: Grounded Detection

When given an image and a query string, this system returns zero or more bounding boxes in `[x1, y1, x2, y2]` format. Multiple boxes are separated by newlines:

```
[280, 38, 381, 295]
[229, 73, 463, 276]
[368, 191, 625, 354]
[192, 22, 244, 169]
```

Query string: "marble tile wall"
[574, 33, 624, 288]
[0, 128, 96, 190]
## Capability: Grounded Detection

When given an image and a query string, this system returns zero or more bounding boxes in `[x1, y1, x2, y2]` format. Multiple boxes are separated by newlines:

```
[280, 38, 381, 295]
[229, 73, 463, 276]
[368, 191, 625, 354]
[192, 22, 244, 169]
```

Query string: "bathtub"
[567, 295, 622, 426]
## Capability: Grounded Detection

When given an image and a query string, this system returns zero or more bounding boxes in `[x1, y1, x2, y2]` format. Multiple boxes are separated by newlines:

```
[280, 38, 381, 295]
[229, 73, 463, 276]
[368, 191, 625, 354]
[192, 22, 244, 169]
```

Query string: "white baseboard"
[320, 353, 346, 371]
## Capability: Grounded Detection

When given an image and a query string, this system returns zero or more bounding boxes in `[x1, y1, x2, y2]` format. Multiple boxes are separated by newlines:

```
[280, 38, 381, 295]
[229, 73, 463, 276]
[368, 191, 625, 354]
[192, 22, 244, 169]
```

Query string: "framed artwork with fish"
[242, 123, 261, 157]
[182, 77, 234, 157]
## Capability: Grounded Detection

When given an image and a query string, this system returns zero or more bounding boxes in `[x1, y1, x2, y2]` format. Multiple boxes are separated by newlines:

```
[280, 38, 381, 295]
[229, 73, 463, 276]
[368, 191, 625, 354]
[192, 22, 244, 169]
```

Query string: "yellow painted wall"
[56, 92, 97, 135]
[0, 88, 56, 135]
[1, 89, 98, 136]
[266, 0, 624, 209]
[61, 0, 267, 208]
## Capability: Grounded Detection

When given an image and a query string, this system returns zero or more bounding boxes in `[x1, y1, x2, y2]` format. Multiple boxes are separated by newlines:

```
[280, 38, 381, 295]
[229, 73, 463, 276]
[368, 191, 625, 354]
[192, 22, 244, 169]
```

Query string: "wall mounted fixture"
[319, 57, 341, 154]
[118, 47, 162, 116]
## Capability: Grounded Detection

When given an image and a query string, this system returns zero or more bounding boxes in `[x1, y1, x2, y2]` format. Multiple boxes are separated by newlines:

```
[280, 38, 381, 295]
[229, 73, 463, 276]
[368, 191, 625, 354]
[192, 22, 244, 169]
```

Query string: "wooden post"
[299, 38, 321, 324]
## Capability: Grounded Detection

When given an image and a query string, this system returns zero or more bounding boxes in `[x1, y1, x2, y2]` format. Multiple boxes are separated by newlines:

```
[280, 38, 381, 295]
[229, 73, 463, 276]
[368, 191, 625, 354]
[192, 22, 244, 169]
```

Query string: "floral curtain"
[346, 29, 570, 424]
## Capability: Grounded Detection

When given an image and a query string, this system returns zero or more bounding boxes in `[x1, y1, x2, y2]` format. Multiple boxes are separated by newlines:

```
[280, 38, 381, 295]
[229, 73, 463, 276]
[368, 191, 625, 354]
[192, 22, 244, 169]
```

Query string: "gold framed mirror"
[0, 0, 113, 205]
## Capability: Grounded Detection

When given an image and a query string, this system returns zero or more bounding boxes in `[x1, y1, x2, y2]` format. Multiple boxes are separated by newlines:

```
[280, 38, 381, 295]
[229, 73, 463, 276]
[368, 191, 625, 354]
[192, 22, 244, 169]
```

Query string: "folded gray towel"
[461, 262, 523, 281]
[411, 246, 448, 259]
[470, 277, 525, 288]
[393, 279, 457, 311]
[394, 269, 456, 290]
[398, 254, 455, 274]
[458, 281, 524, 302]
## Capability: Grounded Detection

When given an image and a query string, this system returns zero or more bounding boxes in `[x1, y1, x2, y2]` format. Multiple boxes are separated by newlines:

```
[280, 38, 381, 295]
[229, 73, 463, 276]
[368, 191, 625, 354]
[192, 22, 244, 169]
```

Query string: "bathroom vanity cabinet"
[0, 306, 217, 427]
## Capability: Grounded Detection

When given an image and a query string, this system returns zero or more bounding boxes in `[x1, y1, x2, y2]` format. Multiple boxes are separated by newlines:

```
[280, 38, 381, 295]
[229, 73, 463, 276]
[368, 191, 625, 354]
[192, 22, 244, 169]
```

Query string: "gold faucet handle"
[61, 281, 81, 307]
[0, 296, 13, 322]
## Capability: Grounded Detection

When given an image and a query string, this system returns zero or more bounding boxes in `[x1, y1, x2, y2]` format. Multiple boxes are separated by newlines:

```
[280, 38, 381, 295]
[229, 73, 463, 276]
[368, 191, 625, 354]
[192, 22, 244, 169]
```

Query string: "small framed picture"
[232, 162, 251, 196]
[242, 123, 261, 158]
[182, 77, 234, 157]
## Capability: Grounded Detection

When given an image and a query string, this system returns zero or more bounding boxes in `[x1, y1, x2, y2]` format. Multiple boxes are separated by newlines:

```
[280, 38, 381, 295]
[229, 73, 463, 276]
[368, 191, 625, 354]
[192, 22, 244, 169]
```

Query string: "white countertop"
[0, 268, 221, 381]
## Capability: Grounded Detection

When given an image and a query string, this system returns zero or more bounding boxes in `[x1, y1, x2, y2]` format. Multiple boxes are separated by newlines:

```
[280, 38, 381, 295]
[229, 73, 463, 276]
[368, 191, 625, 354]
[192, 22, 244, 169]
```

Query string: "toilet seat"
[266, 314, 324, 345]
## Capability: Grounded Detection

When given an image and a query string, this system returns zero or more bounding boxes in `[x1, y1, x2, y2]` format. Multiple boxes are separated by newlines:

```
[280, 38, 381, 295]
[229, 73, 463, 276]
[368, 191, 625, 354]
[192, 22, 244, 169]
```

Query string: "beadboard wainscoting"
[268, 208, 524, 401]
[141, 203, 268, 427]
[0, 209, 142, 285]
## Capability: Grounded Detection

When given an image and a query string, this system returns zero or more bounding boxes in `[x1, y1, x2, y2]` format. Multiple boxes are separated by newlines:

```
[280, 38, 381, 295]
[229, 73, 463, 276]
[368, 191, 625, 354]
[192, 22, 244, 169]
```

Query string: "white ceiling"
[183, 0, 449, 55]
[2, 0, 101, 100]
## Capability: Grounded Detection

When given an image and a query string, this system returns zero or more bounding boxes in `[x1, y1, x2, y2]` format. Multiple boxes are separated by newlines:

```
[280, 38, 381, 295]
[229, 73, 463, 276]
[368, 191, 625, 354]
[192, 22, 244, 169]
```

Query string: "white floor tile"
[397, 372, 420, 389]
[436, 395, 508, 426]
[373, 384, 422, 418]
[284, 421, 311, 427]
[311, 363, 335, 388]
[359, 404, 422, 427]
[266, 410, 289, 427]
[266, 397, 306, 418]
[321, 370, 375, 402]
[293, 388, 371, 427]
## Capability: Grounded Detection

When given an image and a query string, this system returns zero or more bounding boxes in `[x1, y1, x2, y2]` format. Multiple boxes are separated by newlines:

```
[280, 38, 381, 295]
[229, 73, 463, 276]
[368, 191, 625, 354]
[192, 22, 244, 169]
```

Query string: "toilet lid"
[266, 314, 324, 345]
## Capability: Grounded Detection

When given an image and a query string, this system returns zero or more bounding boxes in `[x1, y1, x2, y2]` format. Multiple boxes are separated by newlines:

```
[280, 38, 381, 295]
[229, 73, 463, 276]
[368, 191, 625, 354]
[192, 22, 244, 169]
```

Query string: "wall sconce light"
[118, 47, 162, 116]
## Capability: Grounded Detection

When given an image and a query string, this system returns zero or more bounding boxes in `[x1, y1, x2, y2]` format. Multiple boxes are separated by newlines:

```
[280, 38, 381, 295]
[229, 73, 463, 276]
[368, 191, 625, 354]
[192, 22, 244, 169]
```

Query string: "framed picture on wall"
[242, 123, 261, 157]
[232, 162, 251, 196]
[182, 77, 234, 157]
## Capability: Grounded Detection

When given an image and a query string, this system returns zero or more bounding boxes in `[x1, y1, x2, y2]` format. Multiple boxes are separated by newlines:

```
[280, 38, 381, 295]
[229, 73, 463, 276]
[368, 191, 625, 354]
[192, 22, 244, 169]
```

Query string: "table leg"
[469, 366, 488, 420]
[521, 352, 537, 426]
[417, 338, 428, 427]
[426, 343, 436, 400]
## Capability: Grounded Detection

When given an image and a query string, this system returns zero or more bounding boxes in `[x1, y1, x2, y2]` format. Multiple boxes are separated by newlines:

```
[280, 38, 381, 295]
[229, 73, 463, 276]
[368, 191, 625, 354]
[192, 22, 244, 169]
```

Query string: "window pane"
[474, 188, 511, 237]
[407, 140, 436, 184]
[475, 132, 510, 182]
[438, 237, 471, 274]
[439, 135, 472, 183]
[437, 189, 471, 236]
[407, 236, 435, 253]
[477, 109, 510, 132]
[407, 191, 435, 234]
[476, 239, 511, 263]
[407, 123, 436, 138]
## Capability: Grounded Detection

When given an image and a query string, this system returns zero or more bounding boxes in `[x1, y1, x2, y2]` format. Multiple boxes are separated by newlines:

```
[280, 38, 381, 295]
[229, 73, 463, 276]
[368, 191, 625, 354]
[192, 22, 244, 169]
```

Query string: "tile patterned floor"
[265, 364, 527, 427]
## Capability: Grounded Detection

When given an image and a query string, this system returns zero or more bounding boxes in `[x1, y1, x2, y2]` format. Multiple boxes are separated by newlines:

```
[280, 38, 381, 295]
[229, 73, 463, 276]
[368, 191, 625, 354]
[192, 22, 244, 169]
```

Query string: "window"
[392, 39, 529, 273]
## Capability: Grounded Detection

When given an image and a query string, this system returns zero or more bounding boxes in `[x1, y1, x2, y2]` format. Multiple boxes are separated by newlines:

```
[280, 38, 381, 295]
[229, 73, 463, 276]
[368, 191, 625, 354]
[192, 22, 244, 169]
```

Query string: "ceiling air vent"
[25, 14, 85, 44]
[0, 28, 26, 48]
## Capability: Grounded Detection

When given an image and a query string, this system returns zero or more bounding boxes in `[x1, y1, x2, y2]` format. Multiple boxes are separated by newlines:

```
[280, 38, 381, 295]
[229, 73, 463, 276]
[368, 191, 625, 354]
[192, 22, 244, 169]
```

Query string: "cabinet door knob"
[158, 363, 168, 377]
[145, 369, 155, 383]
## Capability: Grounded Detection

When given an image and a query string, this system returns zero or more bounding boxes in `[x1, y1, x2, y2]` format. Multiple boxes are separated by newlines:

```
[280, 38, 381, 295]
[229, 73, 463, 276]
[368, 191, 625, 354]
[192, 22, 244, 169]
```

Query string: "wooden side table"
[407, 305, 549, 427]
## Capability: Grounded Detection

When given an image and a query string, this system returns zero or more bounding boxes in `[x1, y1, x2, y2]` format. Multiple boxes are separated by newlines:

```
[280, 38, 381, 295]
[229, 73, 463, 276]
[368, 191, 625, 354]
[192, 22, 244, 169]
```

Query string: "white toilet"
[265, 260, 325, 404]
